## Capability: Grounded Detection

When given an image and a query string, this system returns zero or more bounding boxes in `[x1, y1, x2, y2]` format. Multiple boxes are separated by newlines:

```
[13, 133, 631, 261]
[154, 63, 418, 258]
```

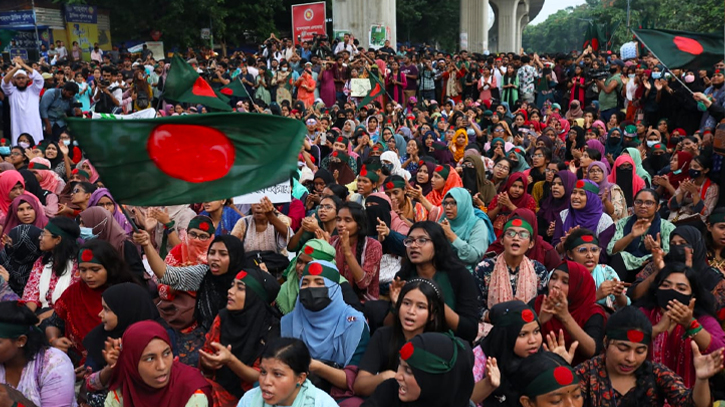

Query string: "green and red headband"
[334, 136, 349, 147]
[565, 234, 599, 251]
[45, 221, 73, 241]
[606, 328, 651, 345]
[574, 179, 600, 195]
[503, 217, 533, 235]
[399, 331, 464, 374]
[434, 165, 450, 181]
[79, 248, 102, 264]
[495, 306, 538, 327]
[301, 244, 336, 262]
[235, 270, 269, 303]
[28, 162, 50, 170]
[385, 178, 407, 190]
[709, 211, 725, 226]
[359, 165, 380, 183]
[72, 168, 90, 179]
[188, 216, 216, 235]
[302, 260, 341, 284]
[523, 365, 580, 398]
[651, 143, 667, 153]
[331, 150, 349, 163]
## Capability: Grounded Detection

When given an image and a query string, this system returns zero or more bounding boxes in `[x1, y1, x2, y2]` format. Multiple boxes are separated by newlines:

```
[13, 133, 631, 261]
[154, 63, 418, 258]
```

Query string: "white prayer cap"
[13, 69, 27, 77]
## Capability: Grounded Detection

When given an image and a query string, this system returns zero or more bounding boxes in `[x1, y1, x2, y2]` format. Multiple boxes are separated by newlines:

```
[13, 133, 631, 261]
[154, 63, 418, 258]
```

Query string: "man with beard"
[1, 57, 44, 144]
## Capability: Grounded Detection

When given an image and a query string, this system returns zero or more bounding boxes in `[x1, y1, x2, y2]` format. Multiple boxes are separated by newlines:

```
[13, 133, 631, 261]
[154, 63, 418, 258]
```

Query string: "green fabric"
[276, 239, 338, 315]
[67, 113, 306, 205]
[163, 55, 232, 112]
[0, 30, 17, 50]
[400, 331, 463, 374]
[633, 28, 724, 70]
[412, 270, 456, 311]
[358, 69, 386, 106]
[598, 73, 622, 111]
[0, 321, 30, 339]
[607, 216, 675, 269]
[220, 77, 251, 99]
[625, 147, 652, 184]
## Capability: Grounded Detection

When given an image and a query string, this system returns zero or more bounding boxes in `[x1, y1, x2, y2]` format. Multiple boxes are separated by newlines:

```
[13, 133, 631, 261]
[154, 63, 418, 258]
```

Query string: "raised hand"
[666, 298, 695, 327]
[389, 277, 406, 305]
[376, 217, 390, 241]
[692, 342, 724, 380]
[484, 357, 501, 389]
[543, 329, 579, 365]
[630, 219, 651, 238]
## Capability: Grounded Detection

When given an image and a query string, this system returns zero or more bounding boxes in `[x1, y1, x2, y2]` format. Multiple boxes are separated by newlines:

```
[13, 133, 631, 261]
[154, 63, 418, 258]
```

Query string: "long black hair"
[398, 221, 467, 279]
[78, 239, 140, 287]
[338, 202, 367, 268]
[388, 279, 446, 368]
[0, 301, 46, 361]
[634, 263, 716, 318]
[42, 217, 80, 277]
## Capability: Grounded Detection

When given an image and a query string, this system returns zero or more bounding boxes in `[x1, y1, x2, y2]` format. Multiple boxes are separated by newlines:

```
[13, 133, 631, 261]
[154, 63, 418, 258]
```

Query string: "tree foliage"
[397, 0, 460, 51]
[523, 0, 725, 54]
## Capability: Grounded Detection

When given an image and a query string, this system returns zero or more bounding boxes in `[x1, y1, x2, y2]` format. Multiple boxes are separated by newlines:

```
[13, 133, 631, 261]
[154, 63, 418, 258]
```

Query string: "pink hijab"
[608, 155, 645, 197]
[29, 157, 62, 194]
[2, 193, 49, 232]
[0, 171, 24, 215]
[369, 192, 410, 235]
[77, 159, 100, 183]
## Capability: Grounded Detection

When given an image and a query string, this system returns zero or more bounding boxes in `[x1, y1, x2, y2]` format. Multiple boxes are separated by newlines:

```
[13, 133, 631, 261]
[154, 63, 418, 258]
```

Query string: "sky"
[529, 0, 586, 25]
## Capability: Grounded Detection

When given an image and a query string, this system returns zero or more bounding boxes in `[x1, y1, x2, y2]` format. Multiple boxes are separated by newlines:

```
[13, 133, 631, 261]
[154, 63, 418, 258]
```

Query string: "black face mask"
[650, 154, 669, 172]
[608, 137, 621, 146]
[665, 244, 692, 263]
[462, 167, 478, 192]
[609, 67, 618, 74]
[656, 288, 692, 310]
[299, 287, 332, 312]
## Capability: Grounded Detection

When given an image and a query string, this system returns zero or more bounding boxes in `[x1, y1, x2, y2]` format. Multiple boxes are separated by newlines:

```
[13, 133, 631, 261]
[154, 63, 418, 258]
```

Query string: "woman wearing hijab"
[199, 268, 280, 405]
[608, 154, 646, 210]
[2, 193, 48, 234]
[440, 188, 491, 271]
[586, 161, 627, 222]
[566, 126, 586, 162]
[0, 225, 42, 296]
[461, 153, 497, 206]
[0, 171, 25, 224]
[28, 158, 65, 194]
[488, 208, 561, 271]
[604, 127, 624, 165]
[487, 173, 536, 238]
[164, 215, 214, 267]
[655, 150, 693, 201]
[537, 171, 577, 242]
[87, 188, 134, 235]
[421, 164, 463, 209]
[449, 129, 468, 163]
[566, 99, 584, 121]
[624, 147, 652, 186]
[506, 148, 530, 174]
[40, 140, 69, 180]
[82, 282, 165, 407]
[79, 207, 146, 283]
[552, 180, 615, 262]
[327, 150, 356, 186]
[76, 159, 100, 184]
[410, 159, 436, 197]
[281, 260, 368, 400]
[533, 261, 607, 365]
[105, 320, 212, 407]
[18, 169, 54, 216]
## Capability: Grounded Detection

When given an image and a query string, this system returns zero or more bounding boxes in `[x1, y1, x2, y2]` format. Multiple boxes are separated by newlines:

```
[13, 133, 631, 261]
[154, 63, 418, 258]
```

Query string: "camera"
[100, 79, 110, 86]
[589, 67, 609, 80]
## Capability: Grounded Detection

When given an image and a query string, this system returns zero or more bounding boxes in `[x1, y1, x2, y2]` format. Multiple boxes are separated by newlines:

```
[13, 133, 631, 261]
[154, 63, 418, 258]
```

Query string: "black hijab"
[313, 168, 335, 187]
[217, 267, 281, 398]
[83, 282, 160, 369]
[19, 169, 48, 206]
[0, 225, 42, 295]
[566, 125, 586, 161]
[196, 235, 249, 331]
[668, 225, 723, 291]
[44, 141, 65, 170]
[365, 195, 392, 237]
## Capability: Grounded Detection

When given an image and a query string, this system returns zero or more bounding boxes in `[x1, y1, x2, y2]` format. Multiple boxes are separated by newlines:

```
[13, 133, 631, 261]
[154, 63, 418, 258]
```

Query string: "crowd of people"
[0, 29, 724, 407]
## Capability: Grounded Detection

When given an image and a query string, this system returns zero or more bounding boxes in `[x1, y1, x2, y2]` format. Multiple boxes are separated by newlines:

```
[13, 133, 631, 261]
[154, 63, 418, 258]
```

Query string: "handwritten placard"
[233, 180, 291, 204]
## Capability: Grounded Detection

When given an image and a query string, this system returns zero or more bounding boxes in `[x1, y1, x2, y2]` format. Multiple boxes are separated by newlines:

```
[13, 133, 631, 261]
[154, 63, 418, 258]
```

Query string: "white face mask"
[62, 139, 71, 146]
[18, 142, 29, 149]
[684, 75, 695, 83]
[282, 67, 288, 72]
[646, 140, 659, 148]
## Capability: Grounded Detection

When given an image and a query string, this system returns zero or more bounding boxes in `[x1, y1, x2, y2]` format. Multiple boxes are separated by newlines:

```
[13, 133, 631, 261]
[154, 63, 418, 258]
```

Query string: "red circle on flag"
[521, 309, 534, 323]
[592, 39, 599, 50]
[236, 270, 248, 280]
[28, 163, 35, 169]
[198, 222, 210, 231]
[308, 263, 323, 275]
[553, 366, 574, 385]
[81, 250, 94, 262]
[304, 246, 315, 255]
[576, 180, 585, 189]
[400, 342, 414, 360]
[147, 124, 236, 183]
[627, 330, 644, 343]
[673, 36, 704, 55]
[220, 88, 233, 96]
[512, 219, 523, 227]
[581, 235, 594, 243]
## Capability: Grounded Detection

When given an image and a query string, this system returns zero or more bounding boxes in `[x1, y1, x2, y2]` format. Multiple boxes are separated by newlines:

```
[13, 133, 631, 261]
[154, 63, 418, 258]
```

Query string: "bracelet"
[163, 220, 176, 230]
[683, 319, 703, 339]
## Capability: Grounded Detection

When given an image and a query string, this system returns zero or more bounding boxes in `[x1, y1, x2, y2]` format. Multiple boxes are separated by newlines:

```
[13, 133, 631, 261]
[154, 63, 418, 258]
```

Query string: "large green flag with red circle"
[164, 54, 233, 111]
[66, 113, 306, 205]
[358, 69, 386, 106]
[633, 29, 724, 70]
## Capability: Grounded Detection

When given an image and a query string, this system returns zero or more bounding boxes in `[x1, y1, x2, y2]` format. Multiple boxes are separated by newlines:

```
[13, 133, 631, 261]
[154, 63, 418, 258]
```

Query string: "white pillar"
[460, 0, 489, 52]
[332, 0, 397, 50]
[492, 0, 517, 52]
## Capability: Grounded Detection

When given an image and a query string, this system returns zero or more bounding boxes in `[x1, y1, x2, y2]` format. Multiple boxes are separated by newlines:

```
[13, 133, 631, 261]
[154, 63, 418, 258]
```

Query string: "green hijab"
[624, 147, 651, 184]
[276, 239, 342, 314]
[442, 187, 480, 241]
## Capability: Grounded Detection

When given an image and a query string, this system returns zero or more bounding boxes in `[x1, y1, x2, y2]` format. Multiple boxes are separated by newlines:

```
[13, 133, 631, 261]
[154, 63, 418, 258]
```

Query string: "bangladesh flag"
[164, 54, 232, 111]
[66, 113, 306, 205]
[633, 29, 724, 70]
[220, 77, 251, 99]
[0, 30, 17, 50]
[358, 69, 386, 106]
[583, 24, 601, 52]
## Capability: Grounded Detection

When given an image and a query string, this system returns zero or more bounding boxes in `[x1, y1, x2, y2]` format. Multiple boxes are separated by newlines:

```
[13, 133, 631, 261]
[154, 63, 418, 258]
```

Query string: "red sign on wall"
[292, 2, 326, 46]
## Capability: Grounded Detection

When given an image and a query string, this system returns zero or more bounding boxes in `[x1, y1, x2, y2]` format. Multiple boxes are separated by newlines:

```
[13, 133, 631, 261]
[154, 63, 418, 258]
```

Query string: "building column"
[460, 0, 489, 52]
[492, 0, 517, 52]
[332, 0, 397, 50]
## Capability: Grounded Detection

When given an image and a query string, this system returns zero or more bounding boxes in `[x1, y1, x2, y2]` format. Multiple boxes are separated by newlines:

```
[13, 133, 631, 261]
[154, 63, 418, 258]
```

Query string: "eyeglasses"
[10, 152, 21, 157]
[504, 230, 531, 240]
[71, 188, 84, 194]
[494, 164, 510, 171]
[634, 199, 657, 207]
[545, 168, 557, 173]
[403, 237, 432, 247]
[575, 246, 601, 255]
[493, 129, 505, 133]
[442, 201, 457, 208]
[318, 204, 334, 210]
[188, 231, 211, 241]
[588, 168, 603, 174]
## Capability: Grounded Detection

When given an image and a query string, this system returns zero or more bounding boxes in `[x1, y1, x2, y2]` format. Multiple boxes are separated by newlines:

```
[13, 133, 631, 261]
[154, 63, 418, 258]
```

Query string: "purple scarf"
[538, 171, 577, 224]
[88, 188, 134, 235]
[563, 179, 604, 233]
[586, 139, 610, 172]
[587, 161, 614, 200]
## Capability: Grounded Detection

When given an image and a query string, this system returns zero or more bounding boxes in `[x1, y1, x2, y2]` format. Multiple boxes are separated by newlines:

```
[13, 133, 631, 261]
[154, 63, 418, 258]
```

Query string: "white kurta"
[1, 70, 44, 144]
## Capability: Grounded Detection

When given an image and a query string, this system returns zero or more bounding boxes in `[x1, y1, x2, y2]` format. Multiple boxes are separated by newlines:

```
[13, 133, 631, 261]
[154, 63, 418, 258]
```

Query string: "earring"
[296, 383, 301, 388]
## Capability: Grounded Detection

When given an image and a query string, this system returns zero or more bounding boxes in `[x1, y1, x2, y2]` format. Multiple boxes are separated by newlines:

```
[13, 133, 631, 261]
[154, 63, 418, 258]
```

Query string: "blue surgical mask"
[646, 140, 659, 148]
[79, 227, 97, 240]
[62, 140, 71, 146]
[652, 72, 662, 79]
[628, 74, 635, 79]
[0, 147, 10, 155]
[673, 169, 683, 175]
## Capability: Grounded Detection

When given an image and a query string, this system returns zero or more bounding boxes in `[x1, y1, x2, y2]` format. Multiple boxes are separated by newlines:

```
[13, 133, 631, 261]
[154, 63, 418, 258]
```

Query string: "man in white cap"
[1, 56, 44, 144]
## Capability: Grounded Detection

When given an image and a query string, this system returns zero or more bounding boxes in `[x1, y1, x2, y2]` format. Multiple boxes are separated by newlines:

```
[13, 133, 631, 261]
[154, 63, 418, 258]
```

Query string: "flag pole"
[631, 30, 695, 96]
[363, 67, 398, 108]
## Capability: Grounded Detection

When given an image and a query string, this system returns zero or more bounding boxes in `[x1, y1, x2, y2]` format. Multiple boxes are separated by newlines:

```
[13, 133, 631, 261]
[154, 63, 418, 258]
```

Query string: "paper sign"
[233, 180, 291, 204]
[350, 78, 372, 97]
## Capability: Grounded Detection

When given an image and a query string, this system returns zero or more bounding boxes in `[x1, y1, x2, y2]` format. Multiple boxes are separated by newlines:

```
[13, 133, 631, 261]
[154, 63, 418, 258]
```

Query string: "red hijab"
[502, 172, 532, 208]
[53, 280, 104, 361]
[668, 151, 693, 190]
[534, 261, 606, 363]
[110, 320, 212, 407]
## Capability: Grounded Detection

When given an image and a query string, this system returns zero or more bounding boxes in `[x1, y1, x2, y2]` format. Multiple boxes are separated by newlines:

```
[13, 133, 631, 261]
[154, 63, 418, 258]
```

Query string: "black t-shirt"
[210, 73, 232, 90]
[358, 326, 401, 374]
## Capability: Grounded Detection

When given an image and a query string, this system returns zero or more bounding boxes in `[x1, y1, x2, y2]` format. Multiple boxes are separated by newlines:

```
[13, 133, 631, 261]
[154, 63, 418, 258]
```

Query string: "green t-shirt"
[598, 73, 622, 111]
